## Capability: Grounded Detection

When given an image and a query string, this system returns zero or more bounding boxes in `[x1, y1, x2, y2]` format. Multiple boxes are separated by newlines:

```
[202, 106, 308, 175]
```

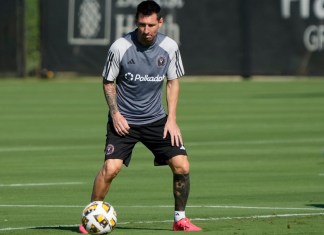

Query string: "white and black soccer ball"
[81, 201, 117, 234]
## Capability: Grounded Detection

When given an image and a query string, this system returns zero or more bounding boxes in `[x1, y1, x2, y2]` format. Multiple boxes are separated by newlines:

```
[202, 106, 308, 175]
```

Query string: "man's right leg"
[91, 159, 124, 201]
[80, 159, 123, 234]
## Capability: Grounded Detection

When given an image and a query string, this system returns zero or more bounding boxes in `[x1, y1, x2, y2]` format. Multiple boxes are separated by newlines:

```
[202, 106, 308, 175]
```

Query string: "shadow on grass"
[306, 204, 324, 209]
[117, 225, 170, 231]
[33, 225, 170, 233]
[32, 226, 78, 233]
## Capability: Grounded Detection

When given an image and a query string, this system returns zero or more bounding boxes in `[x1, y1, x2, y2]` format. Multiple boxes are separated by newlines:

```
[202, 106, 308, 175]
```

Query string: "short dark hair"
[135, 1, 162, 20]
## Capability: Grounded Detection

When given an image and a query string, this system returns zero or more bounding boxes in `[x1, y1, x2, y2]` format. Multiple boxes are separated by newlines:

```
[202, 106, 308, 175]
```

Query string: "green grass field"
[0, 77, 324, 234]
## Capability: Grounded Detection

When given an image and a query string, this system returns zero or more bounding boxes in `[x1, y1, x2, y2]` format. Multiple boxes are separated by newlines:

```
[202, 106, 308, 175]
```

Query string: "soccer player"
[80, 0, 202, 232]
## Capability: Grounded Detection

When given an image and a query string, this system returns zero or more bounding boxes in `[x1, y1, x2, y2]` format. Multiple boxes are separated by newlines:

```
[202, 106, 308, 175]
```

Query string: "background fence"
[1, 0, 324, 77]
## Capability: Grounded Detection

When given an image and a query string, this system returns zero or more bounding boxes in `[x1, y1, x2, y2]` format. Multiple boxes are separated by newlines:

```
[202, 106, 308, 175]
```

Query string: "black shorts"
[104, 116, 188, 166]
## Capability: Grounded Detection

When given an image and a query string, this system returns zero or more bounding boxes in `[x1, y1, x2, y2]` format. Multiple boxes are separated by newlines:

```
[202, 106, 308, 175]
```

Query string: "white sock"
[174, 211, 186, 222]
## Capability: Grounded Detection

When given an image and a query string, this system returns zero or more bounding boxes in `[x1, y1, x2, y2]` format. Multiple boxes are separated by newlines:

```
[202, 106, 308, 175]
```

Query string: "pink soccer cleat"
[172, 218, 202, 231]
[79, 224, 88, 234]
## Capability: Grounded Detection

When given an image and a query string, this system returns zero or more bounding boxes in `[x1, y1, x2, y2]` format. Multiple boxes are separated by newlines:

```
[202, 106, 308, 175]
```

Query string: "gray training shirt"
[102, 30, 185, 125]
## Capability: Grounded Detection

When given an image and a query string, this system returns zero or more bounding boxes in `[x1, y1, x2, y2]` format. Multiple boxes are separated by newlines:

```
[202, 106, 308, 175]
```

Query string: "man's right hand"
[112, 112, 130, 136]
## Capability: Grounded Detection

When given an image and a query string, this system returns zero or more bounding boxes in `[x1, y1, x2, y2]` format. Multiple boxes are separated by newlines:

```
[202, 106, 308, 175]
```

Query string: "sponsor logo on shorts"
[105, 144, 114, 155]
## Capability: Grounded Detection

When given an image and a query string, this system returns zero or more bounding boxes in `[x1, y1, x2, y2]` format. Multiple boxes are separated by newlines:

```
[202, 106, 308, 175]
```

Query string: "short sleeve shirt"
[102, 30, 185, 125]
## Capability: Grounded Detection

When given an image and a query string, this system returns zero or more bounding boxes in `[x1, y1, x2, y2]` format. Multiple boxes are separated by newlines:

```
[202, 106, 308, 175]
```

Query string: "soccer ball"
[81, 201, 117, 234]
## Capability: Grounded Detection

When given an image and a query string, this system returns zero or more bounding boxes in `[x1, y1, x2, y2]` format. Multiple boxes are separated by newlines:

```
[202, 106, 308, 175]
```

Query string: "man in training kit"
[79, 0, 202, 233]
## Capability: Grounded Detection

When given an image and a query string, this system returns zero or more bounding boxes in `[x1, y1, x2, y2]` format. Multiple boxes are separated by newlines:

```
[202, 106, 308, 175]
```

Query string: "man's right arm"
[103, 82, 130, 136]
[103, 82, 118, 115]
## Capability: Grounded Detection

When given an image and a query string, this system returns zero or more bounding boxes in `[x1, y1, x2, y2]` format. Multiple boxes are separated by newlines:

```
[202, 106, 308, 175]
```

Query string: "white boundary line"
[0, 182, 84, 187]
[0, 145, 97, 152]
[0, 204, 323, 211]
[1, 138, 323, 152]
[1, 212, 324, 232]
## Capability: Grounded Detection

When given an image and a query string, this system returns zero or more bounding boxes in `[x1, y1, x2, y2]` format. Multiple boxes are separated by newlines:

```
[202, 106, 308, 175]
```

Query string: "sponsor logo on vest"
[157, 56, 166, 67]
[125, 72, 134, 81]
[124, 73, 165, 82]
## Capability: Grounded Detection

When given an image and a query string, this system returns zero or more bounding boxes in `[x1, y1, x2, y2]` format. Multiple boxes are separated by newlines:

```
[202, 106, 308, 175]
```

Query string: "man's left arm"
[163, 79, 183, 147]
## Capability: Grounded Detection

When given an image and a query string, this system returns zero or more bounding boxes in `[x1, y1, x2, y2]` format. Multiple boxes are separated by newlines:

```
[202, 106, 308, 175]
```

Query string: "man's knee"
[100, 159, 123, 182]
[168, 155, 190, 174]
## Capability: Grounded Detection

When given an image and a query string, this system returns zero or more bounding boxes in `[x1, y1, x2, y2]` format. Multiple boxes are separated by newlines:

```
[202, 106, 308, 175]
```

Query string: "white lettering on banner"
[281, 0, 324, 19]
[116, 0, 184, 8]
[281, 0, 324, 51]
[115, 14, 134, 39]
[68, 0, 184, 45]
[281, 0, 310, 19]
[314, 0, 324, 18]
[158, 15, 180, 43]
[304, 25, 324, 51]
[114, 14, 181, 43]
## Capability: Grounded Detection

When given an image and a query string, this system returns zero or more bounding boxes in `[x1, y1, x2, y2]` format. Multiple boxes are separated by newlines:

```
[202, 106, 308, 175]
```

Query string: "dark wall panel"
[0, 0, 25, 76]
[40, 0, 324, 76]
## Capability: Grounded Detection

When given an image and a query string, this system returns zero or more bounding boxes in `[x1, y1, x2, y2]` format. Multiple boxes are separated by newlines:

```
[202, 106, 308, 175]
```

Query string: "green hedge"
[26, 0, 40, 74]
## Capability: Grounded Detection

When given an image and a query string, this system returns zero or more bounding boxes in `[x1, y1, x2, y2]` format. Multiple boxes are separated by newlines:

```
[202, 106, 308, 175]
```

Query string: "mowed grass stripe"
[1, 212, 324, 233]
[0, 78, 324, 234]
[1, 137, 323, 152]
[0, 204, 323, 211]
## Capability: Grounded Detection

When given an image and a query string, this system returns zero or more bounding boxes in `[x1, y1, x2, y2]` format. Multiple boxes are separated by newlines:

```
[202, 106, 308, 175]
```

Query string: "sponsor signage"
[41, 0, 324, 76]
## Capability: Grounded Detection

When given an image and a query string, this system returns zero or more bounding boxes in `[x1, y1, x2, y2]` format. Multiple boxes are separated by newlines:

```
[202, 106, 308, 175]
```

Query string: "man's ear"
[158, 17, 164, 28]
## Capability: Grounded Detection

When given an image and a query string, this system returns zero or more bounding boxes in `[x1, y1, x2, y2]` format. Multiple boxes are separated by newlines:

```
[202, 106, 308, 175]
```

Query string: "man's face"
[136, 13, 163, 46]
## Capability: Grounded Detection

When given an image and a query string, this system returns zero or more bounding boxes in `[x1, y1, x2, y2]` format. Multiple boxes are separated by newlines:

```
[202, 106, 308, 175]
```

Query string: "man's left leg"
[168, 155, 202, 231]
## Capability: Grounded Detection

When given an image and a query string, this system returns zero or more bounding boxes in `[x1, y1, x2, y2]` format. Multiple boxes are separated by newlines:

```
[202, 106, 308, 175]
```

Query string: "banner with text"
[40, 0, 324, 76]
